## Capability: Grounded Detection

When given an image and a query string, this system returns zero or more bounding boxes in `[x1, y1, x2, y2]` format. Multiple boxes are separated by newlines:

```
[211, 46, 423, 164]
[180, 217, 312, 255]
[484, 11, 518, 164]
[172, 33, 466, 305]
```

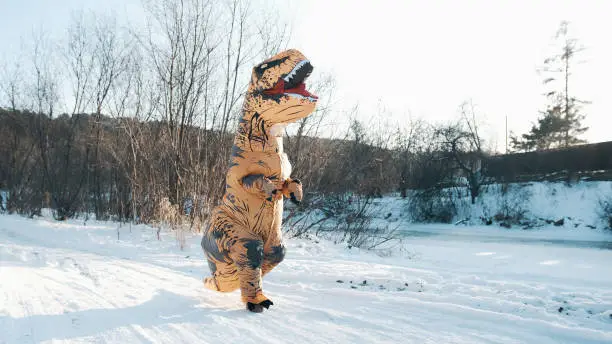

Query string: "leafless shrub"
[407, 187, 462, 224]
[597, 195, 612, 230]
[283, 194, 399, 250]
[434, 101, 488, 205]
[153, 197, 188, 249]
[480, 184, 532, 228]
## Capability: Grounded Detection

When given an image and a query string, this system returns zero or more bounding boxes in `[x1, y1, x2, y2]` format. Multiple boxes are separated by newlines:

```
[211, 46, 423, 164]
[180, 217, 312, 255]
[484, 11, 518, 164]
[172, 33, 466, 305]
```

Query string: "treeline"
[0, 100, 496, 221]
[0, 108, 232, 221]
[1, 104, 610, 224]
[0, 108, 400, 219]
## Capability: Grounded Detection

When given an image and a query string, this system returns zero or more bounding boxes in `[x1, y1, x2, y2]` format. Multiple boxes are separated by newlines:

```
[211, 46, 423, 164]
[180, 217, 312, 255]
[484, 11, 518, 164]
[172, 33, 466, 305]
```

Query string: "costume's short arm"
[241, 174, 266, 193]
[282, 178, 303, 203]
[239, 174, 280, 200]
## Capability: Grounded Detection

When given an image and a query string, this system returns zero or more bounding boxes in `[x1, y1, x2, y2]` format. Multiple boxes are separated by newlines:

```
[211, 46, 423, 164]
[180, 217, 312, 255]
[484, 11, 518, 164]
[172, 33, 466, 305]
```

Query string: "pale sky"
[2, 0, 612, 151]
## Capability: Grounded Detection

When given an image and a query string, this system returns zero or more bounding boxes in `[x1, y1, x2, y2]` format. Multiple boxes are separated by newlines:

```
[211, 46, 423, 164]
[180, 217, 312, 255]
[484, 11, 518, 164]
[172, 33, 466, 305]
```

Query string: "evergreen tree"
[511, 21, 588, 152]
[510, 103, 565, 151]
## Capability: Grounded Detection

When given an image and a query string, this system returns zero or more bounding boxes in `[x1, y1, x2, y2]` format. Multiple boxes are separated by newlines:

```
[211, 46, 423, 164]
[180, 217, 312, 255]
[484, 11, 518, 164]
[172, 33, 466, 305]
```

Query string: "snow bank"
[367, 181, 612, 230]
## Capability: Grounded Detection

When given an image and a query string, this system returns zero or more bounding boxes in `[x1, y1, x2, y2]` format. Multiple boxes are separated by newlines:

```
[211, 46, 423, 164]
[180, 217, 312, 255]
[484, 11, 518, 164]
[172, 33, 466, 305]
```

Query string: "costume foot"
[203, 277, 219, 291]
[246, 299, 274, 313]
[259, 299, 274, 309]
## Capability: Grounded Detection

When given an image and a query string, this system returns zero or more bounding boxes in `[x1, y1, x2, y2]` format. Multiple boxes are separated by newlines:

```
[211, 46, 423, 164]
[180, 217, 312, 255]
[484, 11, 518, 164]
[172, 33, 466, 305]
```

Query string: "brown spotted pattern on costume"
[249, 49, 306, 92]
[201, 49, 317, 306]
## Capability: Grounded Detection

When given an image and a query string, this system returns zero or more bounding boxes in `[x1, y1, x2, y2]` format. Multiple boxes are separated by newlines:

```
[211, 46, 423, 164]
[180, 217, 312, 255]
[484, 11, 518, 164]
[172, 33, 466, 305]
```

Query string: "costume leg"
[228, 236, 270, 305]
[262, 200, 287, 276]
[262, 243, 286, 276]
[203, 256, 240, 292]
[201, 210, 241, 292]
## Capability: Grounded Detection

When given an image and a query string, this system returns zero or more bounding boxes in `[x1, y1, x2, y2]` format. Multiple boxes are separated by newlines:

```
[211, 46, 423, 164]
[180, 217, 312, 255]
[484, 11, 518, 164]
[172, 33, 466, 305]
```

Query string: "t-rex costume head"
[247, 49, 318, 121]
[201, 49, 318, 313]
[234, 49, 318, 152]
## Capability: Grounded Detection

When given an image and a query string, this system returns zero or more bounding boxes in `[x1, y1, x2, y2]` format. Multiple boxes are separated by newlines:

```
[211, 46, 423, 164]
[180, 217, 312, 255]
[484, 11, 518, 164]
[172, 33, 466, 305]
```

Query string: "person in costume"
[201, 49, 318, 313]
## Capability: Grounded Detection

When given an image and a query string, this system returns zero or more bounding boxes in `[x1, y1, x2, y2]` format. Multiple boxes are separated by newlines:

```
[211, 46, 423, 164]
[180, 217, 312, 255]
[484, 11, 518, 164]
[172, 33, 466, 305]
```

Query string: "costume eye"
[255, 56, 289, 78]
[258, 56, 288, 71]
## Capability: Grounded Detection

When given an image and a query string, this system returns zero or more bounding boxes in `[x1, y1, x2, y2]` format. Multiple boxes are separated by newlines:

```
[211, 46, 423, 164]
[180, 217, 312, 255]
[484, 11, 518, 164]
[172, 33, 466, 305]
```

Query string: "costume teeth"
[283, 60, 309, 82]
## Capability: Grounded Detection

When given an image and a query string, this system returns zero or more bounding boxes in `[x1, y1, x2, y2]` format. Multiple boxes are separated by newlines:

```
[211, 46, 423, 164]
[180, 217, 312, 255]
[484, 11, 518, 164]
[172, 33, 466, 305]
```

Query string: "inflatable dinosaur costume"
[201, 49, 318, 313]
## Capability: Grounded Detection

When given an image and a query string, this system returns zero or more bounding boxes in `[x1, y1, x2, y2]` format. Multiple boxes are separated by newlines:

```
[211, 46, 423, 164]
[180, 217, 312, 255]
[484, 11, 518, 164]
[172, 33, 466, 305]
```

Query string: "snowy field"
[1, 210, 611, 344]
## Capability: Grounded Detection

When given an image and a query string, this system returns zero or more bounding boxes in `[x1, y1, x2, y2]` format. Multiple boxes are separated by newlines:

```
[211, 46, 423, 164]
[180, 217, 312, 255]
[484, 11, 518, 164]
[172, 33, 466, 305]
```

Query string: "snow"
[474, 181, 612, 228]
[1, 207, 611, 343]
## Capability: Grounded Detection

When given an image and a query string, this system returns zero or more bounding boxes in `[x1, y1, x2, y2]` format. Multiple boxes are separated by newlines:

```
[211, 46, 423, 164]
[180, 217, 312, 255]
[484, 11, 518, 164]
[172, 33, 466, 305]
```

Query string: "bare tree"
[143, 0, 218, 204]
[285, 73, 336, 181]
[394, 117, 427, 197]
[64, 11, 95, 115]
[26, 29, 67, 217]
[87, 15, 132, 219]
[0, 61, 42, 215]
[435, 101, 487, 204]
[141, 0, 293, 208]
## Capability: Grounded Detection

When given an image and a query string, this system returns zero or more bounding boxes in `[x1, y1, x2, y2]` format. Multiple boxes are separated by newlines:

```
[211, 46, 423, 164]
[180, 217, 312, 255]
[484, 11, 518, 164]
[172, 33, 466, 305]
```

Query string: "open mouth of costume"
[263, 60, 319, 101]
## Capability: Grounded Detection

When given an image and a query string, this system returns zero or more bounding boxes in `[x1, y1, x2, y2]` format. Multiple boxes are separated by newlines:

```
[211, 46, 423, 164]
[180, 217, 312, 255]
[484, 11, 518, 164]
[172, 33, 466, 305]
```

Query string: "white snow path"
[1, 214, 611, 343]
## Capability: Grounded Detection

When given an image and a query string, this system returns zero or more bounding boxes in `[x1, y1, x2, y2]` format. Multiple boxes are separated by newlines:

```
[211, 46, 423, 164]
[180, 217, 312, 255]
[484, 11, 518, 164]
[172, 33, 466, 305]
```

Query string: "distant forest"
[2, 107, 610, 223]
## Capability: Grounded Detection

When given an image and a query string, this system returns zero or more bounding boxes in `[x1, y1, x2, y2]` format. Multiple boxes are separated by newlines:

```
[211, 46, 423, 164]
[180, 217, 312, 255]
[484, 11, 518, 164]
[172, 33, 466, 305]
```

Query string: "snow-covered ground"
[1, 211, 611, 344]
